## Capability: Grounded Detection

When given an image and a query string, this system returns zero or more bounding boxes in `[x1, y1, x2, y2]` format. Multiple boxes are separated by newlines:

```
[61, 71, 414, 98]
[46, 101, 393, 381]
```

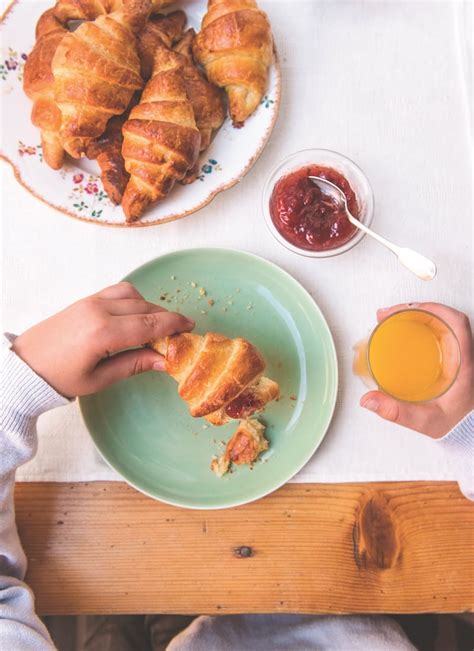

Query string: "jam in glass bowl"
[262, 149, 374, 258]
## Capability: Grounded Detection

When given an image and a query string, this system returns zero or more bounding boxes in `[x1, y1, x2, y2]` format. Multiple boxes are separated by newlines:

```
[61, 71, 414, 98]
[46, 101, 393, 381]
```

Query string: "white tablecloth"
[1, 0, 472, 483]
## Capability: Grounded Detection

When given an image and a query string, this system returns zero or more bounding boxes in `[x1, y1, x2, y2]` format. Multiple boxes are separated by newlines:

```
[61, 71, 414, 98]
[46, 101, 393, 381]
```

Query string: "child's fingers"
[92, 348, 165, 390]
[104, 299, 167, 316]
[95, 281, 143, 300]
[360, 390, 444, 438]
[105, 311, 195, 351]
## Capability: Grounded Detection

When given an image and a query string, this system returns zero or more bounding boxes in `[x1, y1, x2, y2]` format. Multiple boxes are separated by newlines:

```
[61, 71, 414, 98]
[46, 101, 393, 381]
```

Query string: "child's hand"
[12, 282, 195, 398]
[361, 303, 473, 438]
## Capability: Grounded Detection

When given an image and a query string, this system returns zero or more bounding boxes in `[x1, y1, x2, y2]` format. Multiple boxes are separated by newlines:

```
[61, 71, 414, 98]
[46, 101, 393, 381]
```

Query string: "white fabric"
[1, 0, 472, 484]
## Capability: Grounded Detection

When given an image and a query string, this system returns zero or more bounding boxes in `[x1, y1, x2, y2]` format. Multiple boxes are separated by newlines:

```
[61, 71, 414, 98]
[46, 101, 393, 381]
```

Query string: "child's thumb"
[360, 390, 432, 435]
[94, 348, 165, 389]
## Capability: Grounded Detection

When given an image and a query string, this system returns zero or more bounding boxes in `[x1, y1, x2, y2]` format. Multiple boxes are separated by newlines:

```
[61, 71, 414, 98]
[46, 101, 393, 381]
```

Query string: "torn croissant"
[151, 332, 279, 425]
[211, 419, 269, 477]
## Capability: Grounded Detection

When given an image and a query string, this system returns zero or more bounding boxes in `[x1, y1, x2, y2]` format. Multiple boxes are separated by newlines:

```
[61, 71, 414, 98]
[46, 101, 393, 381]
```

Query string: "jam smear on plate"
[269, 165, 360, 251]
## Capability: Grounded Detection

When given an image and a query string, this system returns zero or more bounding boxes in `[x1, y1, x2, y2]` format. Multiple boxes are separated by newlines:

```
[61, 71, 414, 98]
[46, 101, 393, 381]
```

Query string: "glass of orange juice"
[353, 309, 461, 402]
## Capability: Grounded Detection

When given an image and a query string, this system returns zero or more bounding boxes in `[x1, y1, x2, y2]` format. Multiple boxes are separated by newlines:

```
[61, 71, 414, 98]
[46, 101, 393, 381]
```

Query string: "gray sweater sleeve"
[436, 410, 474, 500]
[1, 336, 68, 650]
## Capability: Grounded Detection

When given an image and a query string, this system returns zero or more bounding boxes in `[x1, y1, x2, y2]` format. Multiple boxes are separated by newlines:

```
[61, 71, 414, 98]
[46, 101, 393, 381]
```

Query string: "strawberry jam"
[225, 392, 264, 419]
[269, 165, 360, 251]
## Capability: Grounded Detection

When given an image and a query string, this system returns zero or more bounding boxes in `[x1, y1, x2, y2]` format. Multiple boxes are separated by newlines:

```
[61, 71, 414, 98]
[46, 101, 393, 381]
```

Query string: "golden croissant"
[52, 0, 149, 158]
[174, 29, 226, 153]
[121, 44, 201, 221]
[23, 8, 68, 169]
[152, 332, 280, 425]
[138, 10, 186, 80]
[193, 0, 272, 125]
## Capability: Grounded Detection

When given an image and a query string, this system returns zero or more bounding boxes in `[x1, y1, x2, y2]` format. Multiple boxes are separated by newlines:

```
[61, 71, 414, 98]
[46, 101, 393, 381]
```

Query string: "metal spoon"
[308, 176, 437, 281]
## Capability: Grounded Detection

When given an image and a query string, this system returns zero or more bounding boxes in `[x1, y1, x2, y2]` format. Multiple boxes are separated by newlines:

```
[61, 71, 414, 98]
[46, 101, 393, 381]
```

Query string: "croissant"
[174, 29, 226, 152]
[151, 332, 280, 425]
[193, 0, 272, 125]
[121, 44, 201, 221]
[52, 0, 149, 158]
[53, 0, 173, 23]
[138, 10, 186, 80]
[211, 419, 268, 476]
[23, 9, 67, 169]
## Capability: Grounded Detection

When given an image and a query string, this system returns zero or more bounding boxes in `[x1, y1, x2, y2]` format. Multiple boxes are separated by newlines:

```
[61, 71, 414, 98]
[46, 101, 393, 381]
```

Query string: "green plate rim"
[79, 247, 339, 510]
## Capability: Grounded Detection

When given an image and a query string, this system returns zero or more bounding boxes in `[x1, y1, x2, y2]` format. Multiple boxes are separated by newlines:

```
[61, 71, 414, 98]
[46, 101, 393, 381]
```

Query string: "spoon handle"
[346, 213, 437, 281]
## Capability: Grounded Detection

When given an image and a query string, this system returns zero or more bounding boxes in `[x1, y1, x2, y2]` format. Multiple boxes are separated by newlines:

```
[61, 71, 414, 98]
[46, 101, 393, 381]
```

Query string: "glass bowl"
[262, 148, 375, 258]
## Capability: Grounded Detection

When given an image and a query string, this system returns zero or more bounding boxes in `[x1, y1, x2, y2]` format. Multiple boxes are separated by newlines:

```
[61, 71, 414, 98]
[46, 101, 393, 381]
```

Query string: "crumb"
[191, 281, 197, 288]
[202, 424, 209, 429]
[199, 287, 206, 297]
[228, 300, 233, 305]
[208, 298, 214, 306]
[222, 307, 227, 312]
[289, 394, 297, 401]
[246, 304, 253, 310]
[201, 310, 207, 315]
[176, 289, 181, 293]
[171, 275, 176, 280]
[160, 295, 166, 301]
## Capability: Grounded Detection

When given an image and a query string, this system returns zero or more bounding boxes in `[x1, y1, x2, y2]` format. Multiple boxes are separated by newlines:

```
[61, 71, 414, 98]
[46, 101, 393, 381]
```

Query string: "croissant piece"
[211, 419, 268, 476]
[151, 332, 279, 424]
[138, 10, 186, 80]
[53, 0, 172, 24]
[23, 9, 67, 169]
[52, 0, 149, 158]
[121, 44, 201, 221]
[193, 0, 272, 125]
[174, 29, 226, 152]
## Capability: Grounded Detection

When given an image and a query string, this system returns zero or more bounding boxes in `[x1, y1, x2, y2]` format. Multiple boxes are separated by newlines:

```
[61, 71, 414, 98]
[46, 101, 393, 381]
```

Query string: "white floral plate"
[0, 0, 281, 226]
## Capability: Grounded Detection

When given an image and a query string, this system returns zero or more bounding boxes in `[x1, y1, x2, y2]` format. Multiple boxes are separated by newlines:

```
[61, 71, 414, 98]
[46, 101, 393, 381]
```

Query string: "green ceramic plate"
[80, 249, 338, 509]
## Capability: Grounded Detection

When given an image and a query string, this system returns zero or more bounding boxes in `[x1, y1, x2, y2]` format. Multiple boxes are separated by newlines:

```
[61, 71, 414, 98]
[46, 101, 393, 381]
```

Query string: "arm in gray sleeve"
[1, 335, 69, 650]
[436, 410, 474, 500]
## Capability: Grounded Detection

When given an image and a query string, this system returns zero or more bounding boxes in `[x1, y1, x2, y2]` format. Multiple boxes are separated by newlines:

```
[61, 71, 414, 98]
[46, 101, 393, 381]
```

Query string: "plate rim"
[0, 0, 282, 228]
[80, 247, 339, 510]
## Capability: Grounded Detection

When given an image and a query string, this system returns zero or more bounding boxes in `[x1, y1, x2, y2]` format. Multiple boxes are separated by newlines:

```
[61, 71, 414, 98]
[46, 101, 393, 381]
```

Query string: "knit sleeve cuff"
[1, 334, 70, 437]
[437, 410, 474, 454]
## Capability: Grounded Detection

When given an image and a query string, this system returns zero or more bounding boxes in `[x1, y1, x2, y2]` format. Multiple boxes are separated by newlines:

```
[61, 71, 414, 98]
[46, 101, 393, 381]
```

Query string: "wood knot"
[353, 492, 400, 570]
[234, 545, 253, 558]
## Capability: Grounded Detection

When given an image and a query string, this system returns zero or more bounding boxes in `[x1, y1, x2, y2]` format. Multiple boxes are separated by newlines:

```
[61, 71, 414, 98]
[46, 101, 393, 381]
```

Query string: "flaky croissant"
[52, 0, 149, 158]
[121, 44, 201, 221]
[23, 9, 67, 169]
[174, 29, 226, 152]
[193, 0, 272, 125]
[152, 332, 280, 425]
[138, 10, 186, 80]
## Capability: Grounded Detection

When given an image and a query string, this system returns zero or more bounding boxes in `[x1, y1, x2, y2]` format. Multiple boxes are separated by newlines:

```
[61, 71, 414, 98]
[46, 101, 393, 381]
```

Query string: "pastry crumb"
[200, 310, 207, 315]
[171, 275, 176, 280]
[199, 287, 206, 296]
[208, 298, 214, 306]
[289, 394, 297, 401]
[190, 281, 197, 288]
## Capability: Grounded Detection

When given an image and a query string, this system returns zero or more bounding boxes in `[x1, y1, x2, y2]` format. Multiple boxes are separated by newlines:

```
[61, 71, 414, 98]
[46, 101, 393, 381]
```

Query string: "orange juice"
[354, 310, 461, 402]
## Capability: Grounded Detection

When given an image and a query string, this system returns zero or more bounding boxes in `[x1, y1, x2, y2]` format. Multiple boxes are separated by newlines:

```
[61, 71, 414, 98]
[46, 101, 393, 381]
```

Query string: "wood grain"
[15, 481, 474, 616]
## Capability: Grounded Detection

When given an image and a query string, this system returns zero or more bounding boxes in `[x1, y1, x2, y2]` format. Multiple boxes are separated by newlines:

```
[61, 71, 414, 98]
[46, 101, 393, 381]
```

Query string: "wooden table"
[15, 481, 474, 615]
